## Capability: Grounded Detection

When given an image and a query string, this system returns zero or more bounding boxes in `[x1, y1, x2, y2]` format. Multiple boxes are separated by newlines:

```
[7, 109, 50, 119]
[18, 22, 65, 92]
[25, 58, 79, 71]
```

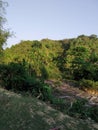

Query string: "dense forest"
[1, 35, 98, 92]
[0, 0, 98, 96]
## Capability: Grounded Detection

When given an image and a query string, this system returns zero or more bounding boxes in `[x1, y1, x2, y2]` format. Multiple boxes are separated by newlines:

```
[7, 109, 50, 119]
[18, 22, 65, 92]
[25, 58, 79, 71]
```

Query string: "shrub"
[68, 98, 88, 118]
[0, 62, 27, 90]
[50, 97, 66, 111]
[0, 62, 52, 101]
[39, 83, 52, 101]
[79, 79, 98, 91]
[66, 98, 98, 122]
[89, 106, 98, 122]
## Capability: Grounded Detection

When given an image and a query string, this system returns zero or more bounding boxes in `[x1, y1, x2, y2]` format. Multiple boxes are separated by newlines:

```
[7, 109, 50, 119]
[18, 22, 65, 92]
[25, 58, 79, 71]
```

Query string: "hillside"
[0, 35, 98, 129]
[1, 35, 98, 92]
[0, 87, 98, 130]
[0, 1, 98, 129]
[3, 35, 98, 82]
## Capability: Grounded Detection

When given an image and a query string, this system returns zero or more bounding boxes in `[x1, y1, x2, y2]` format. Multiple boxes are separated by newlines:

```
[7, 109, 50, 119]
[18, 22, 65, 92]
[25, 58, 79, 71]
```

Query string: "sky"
[5, 0, 98, 47]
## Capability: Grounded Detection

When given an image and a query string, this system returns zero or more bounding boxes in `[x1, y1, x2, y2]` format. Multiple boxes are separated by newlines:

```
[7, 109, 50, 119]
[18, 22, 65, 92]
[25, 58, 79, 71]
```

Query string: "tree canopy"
[0, 0, 10, 52]
[2, 35, 98, 83]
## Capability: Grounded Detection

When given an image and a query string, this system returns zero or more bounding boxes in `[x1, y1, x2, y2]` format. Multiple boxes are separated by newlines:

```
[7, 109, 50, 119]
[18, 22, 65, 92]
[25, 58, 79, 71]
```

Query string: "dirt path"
[46, 80, 98, 106]
[58, 84, 98, 105]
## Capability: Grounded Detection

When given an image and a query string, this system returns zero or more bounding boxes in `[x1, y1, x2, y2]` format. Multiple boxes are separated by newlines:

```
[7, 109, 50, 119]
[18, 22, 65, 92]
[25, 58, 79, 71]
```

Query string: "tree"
[0, 0, 10, 52]
[64, 36, 98, 81]
[65, 45, 90, 80]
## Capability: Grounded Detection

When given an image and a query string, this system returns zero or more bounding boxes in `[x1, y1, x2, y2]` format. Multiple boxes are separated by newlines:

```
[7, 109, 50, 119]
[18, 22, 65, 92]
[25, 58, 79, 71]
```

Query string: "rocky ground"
[46, 80, 98, 106]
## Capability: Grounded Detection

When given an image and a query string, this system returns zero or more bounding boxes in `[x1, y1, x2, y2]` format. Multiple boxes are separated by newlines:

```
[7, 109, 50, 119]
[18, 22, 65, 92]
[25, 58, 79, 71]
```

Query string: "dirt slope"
[0, 87, 98, 130]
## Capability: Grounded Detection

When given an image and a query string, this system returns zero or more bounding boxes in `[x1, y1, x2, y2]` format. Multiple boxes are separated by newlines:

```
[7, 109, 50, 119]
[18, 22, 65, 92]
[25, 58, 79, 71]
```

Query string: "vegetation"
[0, 61, 52, 101]
[0, 0, 98, 129]
[50, 97, 98, 123]
[2, 35, 98, 90]
[0, 88, 98, 130]
[0, 0, 10, 55]
[1, 35, 98, 123]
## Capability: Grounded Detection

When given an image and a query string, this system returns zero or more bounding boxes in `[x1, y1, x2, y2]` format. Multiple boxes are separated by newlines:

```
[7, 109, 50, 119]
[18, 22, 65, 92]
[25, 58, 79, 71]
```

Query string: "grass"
[0, 87, 98, 130]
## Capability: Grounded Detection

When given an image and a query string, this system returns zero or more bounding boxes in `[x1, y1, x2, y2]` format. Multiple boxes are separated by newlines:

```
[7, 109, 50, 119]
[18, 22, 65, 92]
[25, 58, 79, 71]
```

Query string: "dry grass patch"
[0, 88, 98, 130]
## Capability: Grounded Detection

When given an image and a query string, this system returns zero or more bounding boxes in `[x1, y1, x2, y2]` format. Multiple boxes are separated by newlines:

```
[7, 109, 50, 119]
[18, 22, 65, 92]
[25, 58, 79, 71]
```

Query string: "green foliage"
[40, 66, 49, 79]
[49, 95, 98, 122]
[3, 39, 62, 79]
[0, 35, 98, 123]
[0, 62, 52, 101]
[49, 96, 98, 122]
[0, 0, 10, 51]
[64, 35, 98, 82]
[50, 97, 66, 111]
[68, 98, 98, 122]
[68, 99, 88, 118]
[32, 40, 42, 48]
[0, 62, 30, 91]
[89, 106, 98, 122]
[1, 35, 98, 91]
[79, 79, 98, 90]
[40, 83, 52, 101]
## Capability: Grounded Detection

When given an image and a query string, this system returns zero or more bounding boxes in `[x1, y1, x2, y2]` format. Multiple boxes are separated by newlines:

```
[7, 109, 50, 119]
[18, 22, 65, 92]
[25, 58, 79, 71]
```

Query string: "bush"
[0, 62, 52, 101]
[0, 62, 27, 90]
[68, 98, 88, 118]
[39, 83, 52, 101]
[66, 98, 98, 122]
[50, 97, 67, 111]
[79, 79, 98, 91]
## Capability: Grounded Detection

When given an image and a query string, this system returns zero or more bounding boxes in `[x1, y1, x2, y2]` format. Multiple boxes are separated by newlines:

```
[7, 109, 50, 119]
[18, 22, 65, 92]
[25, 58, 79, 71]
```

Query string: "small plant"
[89, 105, 98, 122]
[50, 97, 66, 111]
[39, 83, 52, 101]
[79, 79, 98, 91]
[68, 98, 88, 118]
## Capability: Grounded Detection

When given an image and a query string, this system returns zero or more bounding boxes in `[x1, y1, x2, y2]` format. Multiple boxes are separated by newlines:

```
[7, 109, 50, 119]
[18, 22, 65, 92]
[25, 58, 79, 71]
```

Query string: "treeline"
[1, 34, 98, 91]
[0, 35, 98, 122]
[0, 1, 98, 123]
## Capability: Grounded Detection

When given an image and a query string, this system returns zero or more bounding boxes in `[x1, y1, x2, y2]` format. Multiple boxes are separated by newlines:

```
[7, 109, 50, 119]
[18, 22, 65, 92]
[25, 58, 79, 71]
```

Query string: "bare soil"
[46, 80, 98, 106]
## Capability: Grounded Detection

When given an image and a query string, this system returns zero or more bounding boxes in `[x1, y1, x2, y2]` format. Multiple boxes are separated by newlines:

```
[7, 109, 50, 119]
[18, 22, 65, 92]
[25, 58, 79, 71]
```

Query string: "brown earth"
[45, 80, 98, 106]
